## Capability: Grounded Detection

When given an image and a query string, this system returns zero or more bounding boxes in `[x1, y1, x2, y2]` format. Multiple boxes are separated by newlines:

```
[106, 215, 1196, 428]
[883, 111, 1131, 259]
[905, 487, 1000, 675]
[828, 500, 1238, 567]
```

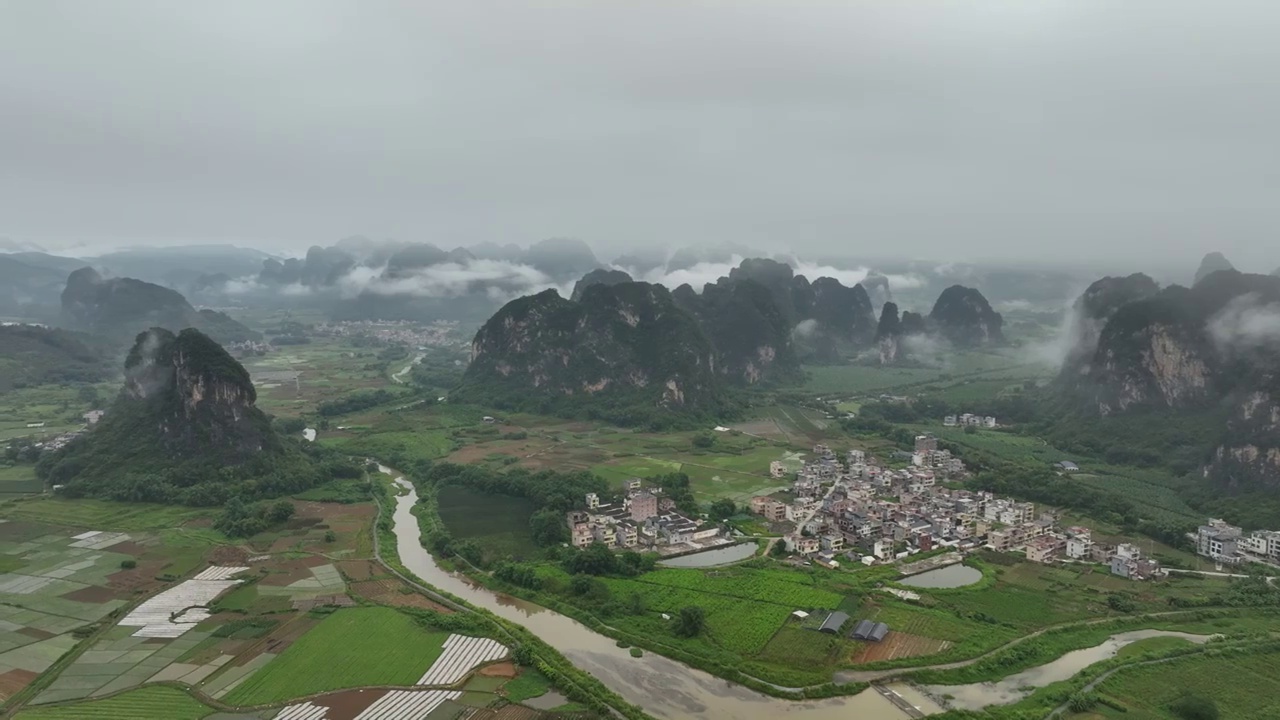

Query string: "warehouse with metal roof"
[818, 611, 849, 634]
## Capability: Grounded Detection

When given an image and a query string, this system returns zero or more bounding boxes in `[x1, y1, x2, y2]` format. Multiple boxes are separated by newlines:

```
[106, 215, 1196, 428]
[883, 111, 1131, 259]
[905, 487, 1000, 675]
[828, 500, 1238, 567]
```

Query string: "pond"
[923, 629, 1214, 710]
[658, 542, 758, 568]
[899, 563, 983, 588]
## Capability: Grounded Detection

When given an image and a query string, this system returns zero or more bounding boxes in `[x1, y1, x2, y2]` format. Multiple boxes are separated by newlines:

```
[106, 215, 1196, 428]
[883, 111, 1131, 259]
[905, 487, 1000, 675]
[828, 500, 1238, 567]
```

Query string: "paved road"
[1164, 568, 1277, 584]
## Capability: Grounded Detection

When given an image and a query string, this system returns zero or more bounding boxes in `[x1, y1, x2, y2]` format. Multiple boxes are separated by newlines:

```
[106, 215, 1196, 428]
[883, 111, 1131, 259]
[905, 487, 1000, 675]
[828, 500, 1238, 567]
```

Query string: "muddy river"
[385, 471, 935, 719]
[923, 630, 1213, 710]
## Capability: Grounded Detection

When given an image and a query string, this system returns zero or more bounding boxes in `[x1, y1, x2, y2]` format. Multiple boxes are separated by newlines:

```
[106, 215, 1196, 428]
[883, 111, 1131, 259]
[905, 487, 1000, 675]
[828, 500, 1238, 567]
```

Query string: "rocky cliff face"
[874, 302, 928, 364]
[460, 283, 720, 410]
[122, 328, 267, 455]
[1212, 383, 1280, 492]
[1061, 273, 1162, 377]
[808, 277, 877, 345]
[674, 279, 801, 385]
[61, 267, 257, 344]
[929, 285, 1004, 347]
[1061, 270, 1280, 491]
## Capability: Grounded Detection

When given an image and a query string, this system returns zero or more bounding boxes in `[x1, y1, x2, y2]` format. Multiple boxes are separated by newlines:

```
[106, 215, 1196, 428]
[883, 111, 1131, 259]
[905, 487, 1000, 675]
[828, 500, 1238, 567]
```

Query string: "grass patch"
[436, 485, 537, 563]
[1, 497, 209, 530]
[503, 669, 551, 701]
[1115, 635, 1195, 659]
[1095, 644, 1280, 718]
[223, 607, 450, 705]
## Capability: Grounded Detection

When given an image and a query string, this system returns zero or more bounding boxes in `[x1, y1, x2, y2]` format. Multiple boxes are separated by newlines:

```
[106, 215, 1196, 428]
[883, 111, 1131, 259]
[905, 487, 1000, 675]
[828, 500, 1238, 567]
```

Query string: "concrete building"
[1196, 519, 1244, 563]
[1065, 527, 1093, 560]
[1025, 535, 1064, 563]
[630, 491, 659, 522]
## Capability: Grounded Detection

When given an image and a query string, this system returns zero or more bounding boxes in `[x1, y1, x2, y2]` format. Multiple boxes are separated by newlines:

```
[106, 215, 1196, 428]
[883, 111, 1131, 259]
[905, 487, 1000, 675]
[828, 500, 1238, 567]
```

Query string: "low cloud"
[792, 318, 821, 339]
[1210, 293, 1280, 351]
[617, 254, 923, 294]
[337, 259, 571, 301]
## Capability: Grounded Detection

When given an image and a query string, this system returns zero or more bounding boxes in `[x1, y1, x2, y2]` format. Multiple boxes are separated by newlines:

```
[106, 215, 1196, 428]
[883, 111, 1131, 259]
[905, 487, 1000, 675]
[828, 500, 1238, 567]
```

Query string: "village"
[560, 432, 1169, 581]
[749, 434, 1165, 581]
[1194, 518, 1280, 566]
[314, 319, 461, 347]
[566, 478, 735, 556]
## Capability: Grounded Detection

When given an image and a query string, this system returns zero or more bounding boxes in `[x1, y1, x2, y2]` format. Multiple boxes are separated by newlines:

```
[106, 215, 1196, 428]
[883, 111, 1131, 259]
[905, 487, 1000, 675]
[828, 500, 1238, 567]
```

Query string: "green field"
[437, 485, 537, 562]
[801, 351, 1041, 396]
[0, 463, 42, 495]
[593, 567, 844, 656]
[1, 497, 209, 531]
[1092, 645, 1280, 719]
[13, 686, 213, 720]
[224, 607, 451, 705]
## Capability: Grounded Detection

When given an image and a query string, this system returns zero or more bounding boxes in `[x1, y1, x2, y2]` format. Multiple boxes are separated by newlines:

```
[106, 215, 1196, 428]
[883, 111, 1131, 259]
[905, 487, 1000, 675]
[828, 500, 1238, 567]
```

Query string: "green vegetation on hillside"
[0, 325, 114, 392]
[35, 328, 351, 506]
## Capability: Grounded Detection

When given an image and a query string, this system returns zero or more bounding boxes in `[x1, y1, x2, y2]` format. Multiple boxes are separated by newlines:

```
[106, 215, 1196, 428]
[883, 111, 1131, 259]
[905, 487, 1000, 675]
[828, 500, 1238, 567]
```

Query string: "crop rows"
[12, 686, 211, 720]
[416, 635, 508, 685]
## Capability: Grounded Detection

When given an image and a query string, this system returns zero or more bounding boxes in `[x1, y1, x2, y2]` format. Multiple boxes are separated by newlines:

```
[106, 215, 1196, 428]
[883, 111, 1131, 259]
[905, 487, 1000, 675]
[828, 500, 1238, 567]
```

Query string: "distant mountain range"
[458, 258, 1006, 422]
[60, 267, 258, 346]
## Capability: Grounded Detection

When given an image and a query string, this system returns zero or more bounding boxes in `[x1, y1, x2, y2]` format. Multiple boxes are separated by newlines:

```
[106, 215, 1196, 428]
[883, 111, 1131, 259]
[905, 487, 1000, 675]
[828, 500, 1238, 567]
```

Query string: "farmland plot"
[118, 566, 248, 638]
[416, 635, 508, 685]
[223, 607, 450, 705]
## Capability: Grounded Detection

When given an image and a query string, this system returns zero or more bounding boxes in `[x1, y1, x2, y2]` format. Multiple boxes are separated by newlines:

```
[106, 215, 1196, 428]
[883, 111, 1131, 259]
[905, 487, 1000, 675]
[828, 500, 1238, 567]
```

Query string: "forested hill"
[453, 283, 734, 427]
[38, 327, 324, 505]
[1053, 269, 1280, 508]
[0, 324, 114, 391]
[60, 266, 258, 345]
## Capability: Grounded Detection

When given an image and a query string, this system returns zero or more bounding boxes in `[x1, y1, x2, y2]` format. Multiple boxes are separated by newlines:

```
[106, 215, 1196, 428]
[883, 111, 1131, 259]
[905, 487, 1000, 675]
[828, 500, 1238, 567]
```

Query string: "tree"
[708, 499, 736, 520]
[1068, 692, 1098, 713]
[1171, 693, 1219, 720]
[512, 644, 534, 666]
[77, 385, 101, 407]
[1107, 593, 1137, 612]
[674, 606, 705, 637]
[267, 499, 295, 524]
[562, 542, 618, 576]
[627, 592, 647, 615]
[324, 530, 337, 543]
[530, 508, 569, 546]
[692, 432, 715, 449]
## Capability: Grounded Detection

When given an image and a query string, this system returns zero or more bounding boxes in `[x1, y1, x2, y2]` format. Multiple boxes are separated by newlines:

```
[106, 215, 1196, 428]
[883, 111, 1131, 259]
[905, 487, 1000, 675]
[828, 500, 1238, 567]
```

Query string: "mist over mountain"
[60, 267, 257, 345]
[1054, 270, 1280, 495]
[1194, 252, 1235, 285]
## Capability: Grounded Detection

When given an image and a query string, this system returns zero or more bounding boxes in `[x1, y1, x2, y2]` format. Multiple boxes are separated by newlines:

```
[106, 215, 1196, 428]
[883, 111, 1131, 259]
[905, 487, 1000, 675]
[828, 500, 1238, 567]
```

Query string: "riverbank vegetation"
[403, 463, 1273, 696]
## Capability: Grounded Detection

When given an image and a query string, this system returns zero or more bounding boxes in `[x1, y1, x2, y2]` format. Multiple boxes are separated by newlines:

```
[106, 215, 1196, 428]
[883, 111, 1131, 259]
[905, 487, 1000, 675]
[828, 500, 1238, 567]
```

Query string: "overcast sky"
[2, 0, 1277, 272]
